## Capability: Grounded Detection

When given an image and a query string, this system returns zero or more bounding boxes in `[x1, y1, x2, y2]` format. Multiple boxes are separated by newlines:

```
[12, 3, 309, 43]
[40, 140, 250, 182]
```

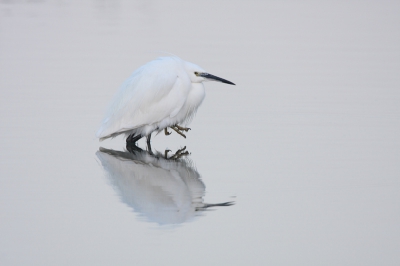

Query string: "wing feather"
[97, 57, 190, 139]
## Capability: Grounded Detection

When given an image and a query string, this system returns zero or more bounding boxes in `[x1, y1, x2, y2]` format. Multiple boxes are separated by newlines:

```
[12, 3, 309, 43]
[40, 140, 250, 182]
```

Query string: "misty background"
[1, 1, 399, 265]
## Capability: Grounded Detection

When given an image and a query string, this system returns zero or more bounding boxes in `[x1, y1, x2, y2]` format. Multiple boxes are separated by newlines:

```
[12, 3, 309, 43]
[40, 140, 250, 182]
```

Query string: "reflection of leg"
[126, 142, 143, 153]
[164, 146, 190, 160]
[164, 149, 171, 158]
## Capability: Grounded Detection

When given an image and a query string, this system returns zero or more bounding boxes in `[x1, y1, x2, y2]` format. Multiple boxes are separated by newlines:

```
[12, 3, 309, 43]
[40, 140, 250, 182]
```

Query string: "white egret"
[96, 56, 235, 145]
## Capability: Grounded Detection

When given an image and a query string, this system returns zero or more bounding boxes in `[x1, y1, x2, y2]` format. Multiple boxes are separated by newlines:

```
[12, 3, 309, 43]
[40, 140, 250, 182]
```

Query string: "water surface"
[1, 1, 399, 265]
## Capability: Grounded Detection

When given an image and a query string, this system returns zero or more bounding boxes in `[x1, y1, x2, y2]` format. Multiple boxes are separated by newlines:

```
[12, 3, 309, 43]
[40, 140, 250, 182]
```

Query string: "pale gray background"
[1, 0, 399, 265]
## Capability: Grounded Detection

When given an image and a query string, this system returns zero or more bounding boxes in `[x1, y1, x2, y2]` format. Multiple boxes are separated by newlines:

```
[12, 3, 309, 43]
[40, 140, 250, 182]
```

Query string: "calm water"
[1, 1, 399, 265]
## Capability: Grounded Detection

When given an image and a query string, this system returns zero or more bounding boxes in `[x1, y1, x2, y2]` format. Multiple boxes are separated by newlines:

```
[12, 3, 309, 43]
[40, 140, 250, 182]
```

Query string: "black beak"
[200, 73, 235, 85]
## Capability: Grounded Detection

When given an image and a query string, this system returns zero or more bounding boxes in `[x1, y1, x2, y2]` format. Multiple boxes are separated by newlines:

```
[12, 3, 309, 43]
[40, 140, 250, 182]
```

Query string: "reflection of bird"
[96, 56, 235, 146]
[96, 147, 233, 225]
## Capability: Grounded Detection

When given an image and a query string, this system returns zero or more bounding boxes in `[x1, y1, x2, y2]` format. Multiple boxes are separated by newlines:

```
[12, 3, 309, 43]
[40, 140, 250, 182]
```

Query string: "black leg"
[126, 142, 143, 153]
[146, 133, 152, 153]
[126, 133, 142, 144]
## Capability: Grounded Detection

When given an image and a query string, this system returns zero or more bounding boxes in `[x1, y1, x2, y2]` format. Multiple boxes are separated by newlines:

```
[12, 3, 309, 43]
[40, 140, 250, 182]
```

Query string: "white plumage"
[96, 56, 234, 142]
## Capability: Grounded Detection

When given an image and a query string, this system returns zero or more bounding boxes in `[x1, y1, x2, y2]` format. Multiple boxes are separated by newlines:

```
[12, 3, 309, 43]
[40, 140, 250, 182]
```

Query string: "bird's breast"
[172, 83, 205, 125]
[187, 83, 206, 108]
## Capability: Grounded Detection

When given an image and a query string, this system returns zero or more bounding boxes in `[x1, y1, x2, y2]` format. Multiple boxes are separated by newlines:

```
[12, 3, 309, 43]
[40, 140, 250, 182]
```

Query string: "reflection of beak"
[200, 73, 235, 85]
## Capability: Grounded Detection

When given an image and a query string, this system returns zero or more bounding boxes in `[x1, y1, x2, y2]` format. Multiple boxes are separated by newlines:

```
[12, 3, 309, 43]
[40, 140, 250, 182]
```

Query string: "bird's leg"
[174, 125, 191, 132]
[146, 133, 151, 147]
[168, 146, 189, 160]
[164, 128, 171, 136]
[126, 134, 141, 144]
[169, 125, 191, 138]
[170, 126, 187, 138]
[126, 142, 143, 153]
[126, 134, 143, 154]
[146, 133, 154, 155]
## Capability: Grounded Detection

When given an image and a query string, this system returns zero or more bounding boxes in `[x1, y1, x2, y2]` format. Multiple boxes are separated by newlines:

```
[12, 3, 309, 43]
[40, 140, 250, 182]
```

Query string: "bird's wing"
[96, 58, 190, 139]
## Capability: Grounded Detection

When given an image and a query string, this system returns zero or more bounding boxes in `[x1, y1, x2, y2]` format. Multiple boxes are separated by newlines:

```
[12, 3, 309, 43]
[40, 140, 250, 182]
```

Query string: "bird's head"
[185, 62, 235, 85]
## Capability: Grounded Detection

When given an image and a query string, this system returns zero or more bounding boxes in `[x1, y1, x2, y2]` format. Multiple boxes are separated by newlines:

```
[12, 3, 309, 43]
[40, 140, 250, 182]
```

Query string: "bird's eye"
[194, 72, 198, 75]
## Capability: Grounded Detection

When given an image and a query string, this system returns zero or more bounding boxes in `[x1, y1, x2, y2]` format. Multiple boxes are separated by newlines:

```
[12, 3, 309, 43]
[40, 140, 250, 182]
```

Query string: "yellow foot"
[170, 126, 186, 138]
[169, 125, 191, 138]
[174, 125, 191, 132]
